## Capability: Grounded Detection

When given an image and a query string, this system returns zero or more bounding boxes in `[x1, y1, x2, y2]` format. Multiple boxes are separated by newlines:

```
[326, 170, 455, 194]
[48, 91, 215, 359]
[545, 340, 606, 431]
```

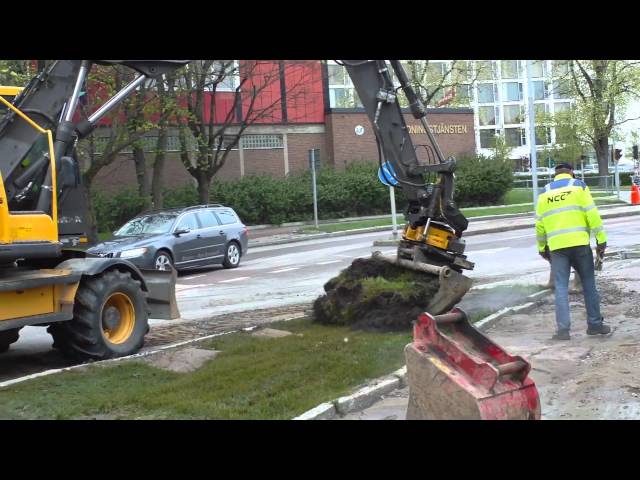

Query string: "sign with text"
[408, 124, 469, 135]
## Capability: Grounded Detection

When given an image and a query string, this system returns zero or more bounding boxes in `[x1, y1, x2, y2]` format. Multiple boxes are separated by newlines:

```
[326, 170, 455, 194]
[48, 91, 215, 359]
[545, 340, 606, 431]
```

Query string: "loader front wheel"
[48, 269, 148, 361]
[0, 328, 21, 354]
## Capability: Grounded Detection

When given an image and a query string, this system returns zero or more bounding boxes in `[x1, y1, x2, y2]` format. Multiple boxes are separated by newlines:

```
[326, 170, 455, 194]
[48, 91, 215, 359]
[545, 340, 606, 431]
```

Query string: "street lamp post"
[526, 60, 539, 208]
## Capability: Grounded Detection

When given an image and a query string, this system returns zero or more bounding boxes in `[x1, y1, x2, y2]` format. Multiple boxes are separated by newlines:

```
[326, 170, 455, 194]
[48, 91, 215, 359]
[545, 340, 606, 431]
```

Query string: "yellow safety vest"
[535, 173, 607, 252]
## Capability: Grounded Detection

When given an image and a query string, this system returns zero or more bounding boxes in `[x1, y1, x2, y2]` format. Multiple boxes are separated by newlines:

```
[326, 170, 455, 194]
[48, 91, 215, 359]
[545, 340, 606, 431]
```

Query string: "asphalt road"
[2, 215, 639, 381]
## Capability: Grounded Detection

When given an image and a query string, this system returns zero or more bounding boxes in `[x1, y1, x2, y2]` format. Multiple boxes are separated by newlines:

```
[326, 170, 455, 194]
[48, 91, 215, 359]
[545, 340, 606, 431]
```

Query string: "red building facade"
[92, 61, 476, 192]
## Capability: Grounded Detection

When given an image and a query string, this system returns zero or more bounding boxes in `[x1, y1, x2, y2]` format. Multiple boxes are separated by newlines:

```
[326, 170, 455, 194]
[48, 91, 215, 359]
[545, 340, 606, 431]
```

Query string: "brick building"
[92, 61, 476, 192]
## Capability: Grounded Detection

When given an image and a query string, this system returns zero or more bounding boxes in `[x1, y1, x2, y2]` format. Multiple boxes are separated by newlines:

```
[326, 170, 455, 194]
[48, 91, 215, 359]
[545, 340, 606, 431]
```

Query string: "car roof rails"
[184, 204, 225, 211]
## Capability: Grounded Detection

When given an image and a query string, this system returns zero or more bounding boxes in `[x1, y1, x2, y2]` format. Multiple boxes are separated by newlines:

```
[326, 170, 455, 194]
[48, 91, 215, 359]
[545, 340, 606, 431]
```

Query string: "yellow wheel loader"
[0, 61, 185, 359]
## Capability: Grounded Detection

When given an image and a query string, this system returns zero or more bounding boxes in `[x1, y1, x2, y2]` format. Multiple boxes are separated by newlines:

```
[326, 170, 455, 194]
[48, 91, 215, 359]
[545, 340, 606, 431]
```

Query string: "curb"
[292, 289, 552, 420]
[292, 366, 408, 421]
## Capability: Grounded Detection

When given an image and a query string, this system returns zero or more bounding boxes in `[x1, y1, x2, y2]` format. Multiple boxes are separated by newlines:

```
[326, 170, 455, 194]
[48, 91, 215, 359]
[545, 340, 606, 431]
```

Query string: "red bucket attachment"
[405, 308, 541, 420]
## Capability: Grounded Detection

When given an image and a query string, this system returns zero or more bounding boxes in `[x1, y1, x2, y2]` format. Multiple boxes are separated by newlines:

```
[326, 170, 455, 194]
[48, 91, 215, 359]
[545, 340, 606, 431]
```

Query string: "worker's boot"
[586, 324, 611, 336]
[551, 330, 571, 341]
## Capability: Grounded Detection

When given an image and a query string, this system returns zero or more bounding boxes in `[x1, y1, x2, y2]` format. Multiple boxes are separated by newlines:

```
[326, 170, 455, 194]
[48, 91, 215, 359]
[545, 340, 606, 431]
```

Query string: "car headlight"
[119, 247, 148, 259]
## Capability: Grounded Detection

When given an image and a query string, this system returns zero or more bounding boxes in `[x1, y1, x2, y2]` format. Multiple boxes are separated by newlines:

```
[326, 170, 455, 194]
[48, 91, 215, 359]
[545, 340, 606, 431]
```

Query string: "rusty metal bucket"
[141, 267, 181, 320]
[405, 308, 541, 420]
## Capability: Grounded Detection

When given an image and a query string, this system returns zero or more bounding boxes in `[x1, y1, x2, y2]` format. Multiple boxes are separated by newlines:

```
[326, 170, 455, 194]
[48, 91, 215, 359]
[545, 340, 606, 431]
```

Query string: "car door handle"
[197, 234, 202, 239]
[219, 230, 225, 235]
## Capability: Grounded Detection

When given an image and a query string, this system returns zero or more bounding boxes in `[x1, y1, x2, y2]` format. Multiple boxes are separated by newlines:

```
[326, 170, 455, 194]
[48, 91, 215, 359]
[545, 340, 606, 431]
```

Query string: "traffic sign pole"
[390, 186, 398, 238]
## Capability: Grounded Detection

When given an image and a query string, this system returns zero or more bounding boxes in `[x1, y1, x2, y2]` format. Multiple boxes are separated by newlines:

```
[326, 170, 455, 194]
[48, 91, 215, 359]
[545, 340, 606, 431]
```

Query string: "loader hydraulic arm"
[0, 60, 189, 217]
[341, 60, 473, 271]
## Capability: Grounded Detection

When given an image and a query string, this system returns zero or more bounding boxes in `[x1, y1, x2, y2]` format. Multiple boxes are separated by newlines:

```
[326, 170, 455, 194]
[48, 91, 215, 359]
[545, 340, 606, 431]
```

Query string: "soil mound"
[312, 255, 440, 331]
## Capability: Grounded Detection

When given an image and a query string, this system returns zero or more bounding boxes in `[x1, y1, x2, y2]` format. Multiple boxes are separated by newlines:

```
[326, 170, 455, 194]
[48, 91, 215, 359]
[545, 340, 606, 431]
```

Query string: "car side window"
[215, 209, 238, 225]
[175, 213, 199, 232]
[197, 210, 221, 228]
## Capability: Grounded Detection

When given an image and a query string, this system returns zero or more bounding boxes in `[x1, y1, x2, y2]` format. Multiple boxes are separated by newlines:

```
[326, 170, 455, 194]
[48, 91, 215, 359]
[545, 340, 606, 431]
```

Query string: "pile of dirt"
[312, 255, 440, 331]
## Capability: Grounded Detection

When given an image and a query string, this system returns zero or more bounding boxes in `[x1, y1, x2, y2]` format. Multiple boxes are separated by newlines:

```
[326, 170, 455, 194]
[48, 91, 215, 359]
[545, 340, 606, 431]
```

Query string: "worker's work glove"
[539, 247, 550, 261]
[595, 242, 606, 271]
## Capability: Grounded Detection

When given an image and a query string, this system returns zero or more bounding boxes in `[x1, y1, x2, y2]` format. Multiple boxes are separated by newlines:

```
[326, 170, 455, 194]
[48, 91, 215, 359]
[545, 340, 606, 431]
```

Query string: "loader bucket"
[404, 308, 541, 420]
[374, 252, 473, 315]
[141, 267, 181, 320]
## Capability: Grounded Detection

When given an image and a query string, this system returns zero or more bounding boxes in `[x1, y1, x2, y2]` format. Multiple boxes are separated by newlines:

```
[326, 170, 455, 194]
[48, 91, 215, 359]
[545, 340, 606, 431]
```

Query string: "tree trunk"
[152, 127, 168, 209]
[594, 136, 610, 188]
[196, 170, 210, 204]
[133, 145, 151, 208]
[81, 175, 99, 244]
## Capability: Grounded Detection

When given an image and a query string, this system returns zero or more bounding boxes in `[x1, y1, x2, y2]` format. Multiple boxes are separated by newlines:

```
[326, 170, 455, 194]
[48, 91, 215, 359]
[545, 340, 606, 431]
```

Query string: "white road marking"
[270, 267, 300, 273]
[316, 260, 343, 265]
[467, 247, 510, 255]
[184, 274, 207, 280]
[218, 277, 250, 283]
[175, 284, 208, 291]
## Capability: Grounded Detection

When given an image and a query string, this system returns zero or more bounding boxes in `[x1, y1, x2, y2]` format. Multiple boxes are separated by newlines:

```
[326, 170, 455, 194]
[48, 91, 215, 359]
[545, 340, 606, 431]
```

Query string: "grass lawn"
[0, 318, 411, 420]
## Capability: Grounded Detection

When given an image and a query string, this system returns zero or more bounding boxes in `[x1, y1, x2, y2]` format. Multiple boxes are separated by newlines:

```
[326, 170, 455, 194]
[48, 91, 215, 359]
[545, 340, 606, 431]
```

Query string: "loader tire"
[0, 328, 21, 354]
[48, 269, 149, 361]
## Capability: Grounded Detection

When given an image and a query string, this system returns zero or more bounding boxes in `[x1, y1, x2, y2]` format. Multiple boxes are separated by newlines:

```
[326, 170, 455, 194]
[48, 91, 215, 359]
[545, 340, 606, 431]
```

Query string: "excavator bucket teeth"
[404, 308, 541, 420]
[141, 267, 181, 320]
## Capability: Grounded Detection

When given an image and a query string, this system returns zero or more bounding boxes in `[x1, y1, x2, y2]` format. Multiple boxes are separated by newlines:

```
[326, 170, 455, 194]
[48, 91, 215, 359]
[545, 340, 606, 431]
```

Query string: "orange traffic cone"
[632, 184, 640, 205]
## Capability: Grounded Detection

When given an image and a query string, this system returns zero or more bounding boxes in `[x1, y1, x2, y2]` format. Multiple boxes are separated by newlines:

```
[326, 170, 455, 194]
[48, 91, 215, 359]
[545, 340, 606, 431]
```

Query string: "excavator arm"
[342, 60, 473, 272]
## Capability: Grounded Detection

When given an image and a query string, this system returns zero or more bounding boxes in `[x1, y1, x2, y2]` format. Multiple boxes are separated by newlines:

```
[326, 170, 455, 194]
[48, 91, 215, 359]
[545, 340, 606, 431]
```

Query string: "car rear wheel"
[223, 242, 241, 268]
[154, 251, 173, 271]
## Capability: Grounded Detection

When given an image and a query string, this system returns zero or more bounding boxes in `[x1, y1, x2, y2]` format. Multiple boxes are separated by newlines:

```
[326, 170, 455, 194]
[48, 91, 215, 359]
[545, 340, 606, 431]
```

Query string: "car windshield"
[114, 214, 177, 236]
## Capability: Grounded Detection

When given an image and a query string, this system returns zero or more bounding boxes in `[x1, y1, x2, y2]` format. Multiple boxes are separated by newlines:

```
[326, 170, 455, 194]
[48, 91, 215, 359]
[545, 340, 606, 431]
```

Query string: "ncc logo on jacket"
[547, 191, 573, 203]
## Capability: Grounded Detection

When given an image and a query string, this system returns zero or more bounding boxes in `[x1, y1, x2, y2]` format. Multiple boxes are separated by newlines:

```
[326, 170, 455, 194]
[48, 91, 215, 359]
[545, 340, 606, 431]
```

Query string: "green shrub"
[454, 153, 514, 207]
[92, 158, 517, 233]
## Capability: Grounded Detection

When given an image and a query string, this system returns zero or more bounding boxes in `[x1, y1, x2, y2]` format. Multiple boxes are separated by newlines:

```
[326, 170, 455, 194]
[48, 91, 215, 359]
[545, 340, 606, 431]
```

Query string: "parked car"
[87, 204, 249, 272]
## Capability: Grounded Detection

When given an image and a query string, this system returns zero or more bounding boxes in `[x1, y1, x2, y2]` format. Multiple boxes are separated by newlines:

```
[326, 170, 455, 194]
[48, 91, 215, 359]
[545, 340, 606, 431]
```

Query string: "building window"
[552, 79, 572, 99]
[455, 84, 472, 105]
[327, 63, 346, 85]
[536, 126, 551, 145]
[503, 82, 523, 102]
[501, 60, 521, 79]
[531, 60, 546, 78]
[535, 103, 549, 119]
[504, 127, 526, 147]
[327, 61, 361, 108]
[503, 104, 524, 124]
[477, 83, 496, 103]
[554, 102, 571, 113]
[204, 60, 239, 92]
[552, 60, 570, 78]
[479, 106, 497, 126]
[240, 134, 284, 149]
[476, 61, 495, 81]
[479, 129, 497, 148]
[532, 80, 547, 100]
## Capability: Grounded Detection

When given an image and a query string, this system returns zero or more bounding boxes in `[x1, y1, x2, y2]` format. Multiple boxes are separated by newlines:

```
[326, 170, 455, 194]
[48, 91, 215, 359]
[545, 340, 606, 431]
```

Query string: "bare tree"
[403, 60, 483, 107]
[174, 60, 310, 203]
[75, 64, 178, 238]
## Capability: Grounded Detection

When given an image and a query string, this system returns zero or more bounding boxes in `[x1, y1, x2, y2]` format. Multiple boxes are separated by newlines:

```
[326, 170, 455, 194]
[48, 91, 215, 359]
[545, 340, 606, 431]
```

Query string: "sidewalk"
[248, 204, 640, 249]
[337, 252, 640, 420]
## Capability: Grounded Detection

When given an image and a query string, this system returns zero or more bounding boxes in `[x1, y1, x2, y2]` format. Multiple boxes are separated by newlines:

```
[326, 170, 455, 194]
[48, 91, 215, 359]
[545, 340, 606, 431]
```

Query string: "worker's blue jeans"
[550, 245, 603, 332]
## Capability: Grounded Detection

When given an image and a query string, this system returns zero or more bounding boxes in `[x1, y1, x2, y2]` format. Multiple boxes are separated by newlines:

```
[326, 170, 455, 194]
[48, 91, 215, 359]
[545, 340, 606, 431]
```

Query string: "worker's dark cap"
[555, 162, 574, 171]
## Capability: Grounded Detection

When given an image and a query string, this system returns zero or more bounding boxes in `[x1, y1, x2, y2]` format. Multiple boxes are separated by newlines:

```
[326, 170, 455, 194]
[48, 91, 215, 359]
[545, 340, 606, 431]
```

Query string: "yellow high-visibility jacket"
[535, 173, 607, 253]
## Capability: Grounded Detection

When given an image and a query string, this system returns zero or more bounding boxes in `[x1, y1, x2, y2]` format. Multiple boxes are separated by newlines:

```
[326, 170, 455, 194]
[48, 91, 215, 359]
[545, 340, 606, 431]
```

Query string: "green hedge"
[454, 153, 514, 207]
[93, 159, 515, 232]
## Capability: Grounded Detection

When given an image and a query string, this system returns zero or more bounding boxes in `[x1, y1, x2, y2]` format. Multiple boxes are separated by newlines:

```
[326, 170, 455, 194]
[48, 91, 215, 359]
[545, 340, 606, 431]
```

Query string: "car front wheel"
[223, 242, 241, 268]
[154, 251, 174, 271]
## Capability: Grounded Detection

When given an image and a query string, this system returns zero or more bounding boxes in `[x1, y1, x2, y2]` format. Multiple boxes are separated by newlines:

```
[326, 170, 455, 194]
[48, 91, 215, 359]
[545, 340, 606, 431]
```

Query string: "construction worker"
[535, 162, 610, 340]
